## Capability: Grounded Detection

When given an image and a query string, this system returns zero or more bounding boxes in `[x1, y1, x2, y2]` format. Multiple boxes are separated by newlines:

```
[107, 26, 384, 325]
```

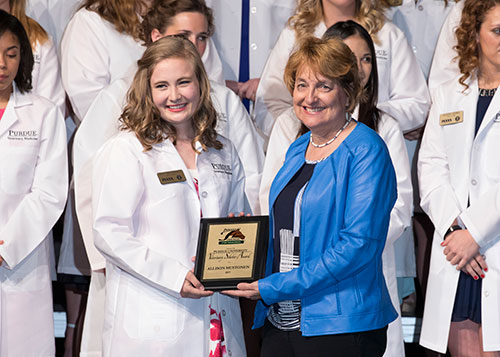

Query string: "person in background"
[92, 36, 247, 356]
[26, 0, 82, 47]
[385, 0, 460, 80]
[227, 36, 397, 357]
[253, 0, 430, 143]
[427, 0, 464, 92]
[205, 0, 296, 109]
[418, 0, 500, 355]
[0, 10, 68, 356]
[259, 20, 412, 357]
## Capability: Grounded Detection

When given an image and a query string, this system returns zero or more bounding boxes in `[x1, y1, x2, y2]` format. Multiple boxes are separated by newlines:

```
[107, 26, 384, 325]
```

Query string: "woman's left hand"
[441, 229, 480, 270]
[222, 281, 261, 300]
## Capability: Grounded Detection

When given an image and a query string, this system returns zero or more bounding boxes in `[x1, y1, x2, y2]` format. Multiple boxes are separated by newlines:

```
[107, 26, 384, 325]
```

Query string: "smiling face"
[293, 64, 348, 135]
[150, 57, 201, 133]
[343, 34, 372, 89]
[151, 12, 209, 57]
[478, 4, 500, 74]
[0, 30, 20, 101]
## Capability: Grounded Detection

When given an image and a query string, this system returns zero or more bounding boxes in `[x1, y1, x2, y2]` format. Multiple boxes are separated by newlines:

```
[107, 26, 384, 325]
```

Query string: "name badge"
[439, 111, 464, 126]
[157, 170, 186, 185]
[387, 0, 402, 6]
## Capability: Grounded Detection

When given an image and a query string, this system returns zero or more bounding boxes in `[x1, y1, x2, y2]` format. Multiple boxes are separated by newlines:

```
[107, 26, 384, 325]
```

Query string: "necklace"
[309, 114, 352, 148]
[479, 88, 497, 97]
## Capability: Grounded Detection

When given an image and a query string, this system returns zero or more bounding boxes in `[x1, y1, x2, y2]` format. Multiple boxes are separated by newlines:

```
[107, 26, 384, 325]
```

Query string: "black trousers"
[261, 320, 388, 357]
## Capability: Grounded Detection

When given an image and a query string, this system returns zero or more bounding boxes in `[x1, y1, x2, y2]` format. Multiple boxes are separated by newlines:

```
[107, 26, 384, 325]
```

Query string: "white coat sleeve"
[418, 89, 462, 237]
[0, 105, 68, 269]
[92, 138, 190, 297]
[61, 11, 111, 120]
[32, 38, 66, 115]
[427, 1, 463, 92]
[228, 140, 250, 216]
[203, 38, 225, 85]
[223, 88, 264, 214]
[259, 108, 301, 215]
[379, 115, 413, 246]
[459, 188, 500, 249]
[376, 26, 430, 133]
[253, 27, 295, 139]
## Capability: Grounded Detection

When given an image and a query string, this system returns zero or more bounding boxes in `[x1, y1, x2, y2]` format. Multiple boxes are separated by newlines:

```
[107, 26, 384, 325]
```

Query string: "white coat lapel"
[0, 87, 32, 138]
[156, 139, 198, 196]
[0, 96, 17, 138]
[476, 84, 500, 139]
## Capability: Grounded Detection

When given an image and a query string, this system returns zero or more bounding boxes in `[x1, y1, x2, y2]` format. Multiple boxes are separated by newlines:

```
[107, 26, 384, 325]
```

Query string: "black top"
[267, 163, 315, 331]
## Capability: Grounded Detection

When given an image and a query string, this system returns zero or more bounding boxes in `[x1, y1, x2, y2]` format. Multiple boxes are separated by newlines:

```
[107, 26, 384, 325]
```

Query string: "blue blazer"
[254, 123, 398, 336]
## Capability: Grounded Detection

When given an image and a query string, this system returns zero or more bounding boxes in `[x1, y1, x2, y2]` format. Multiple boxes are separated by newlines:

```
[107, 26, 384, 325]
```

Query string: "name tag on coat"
[157, 170, 186, 185]
[440, 111, 464, 126]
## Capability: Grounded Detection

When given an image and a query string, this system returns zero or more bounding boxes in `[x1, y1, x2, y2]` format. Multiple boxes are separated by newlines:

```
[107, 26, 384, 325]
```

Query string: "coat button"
[228, 350, 232, 356]
[418, 5, 424, 10]
[251, 6, 257, 13]
[471, 179, 477, 186]
[201, 191, 208, 198]
[251, 43, 258, 51]
[222, 309, 226, 316]
[485, 291, 489, 297]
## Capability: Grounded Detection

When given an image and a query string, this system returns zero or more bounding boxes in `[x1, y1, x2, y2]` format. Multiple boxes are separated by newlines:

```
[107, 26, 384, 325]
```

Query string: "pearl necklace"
[309, 114, 352, 148]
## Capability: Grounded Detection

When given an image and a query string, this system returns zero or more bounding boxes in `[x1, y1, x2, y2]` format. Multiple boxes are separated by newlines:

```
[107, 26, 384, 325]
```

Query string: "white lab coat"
[418, 78, 500, 353]
[427, 0, 463, 92]
[92, 131, 247, 356]
[259, 108, 412, 356]
[26, 0, 81, 47]
[0, 87, 68, 356]
[254, 21, 430, 139]
[74, 78, 262, 356]
[61, 8, 144, 121]
[205, 0, 296, 81]
[32, 37, 66, 115]
[385, 0, 458, 79]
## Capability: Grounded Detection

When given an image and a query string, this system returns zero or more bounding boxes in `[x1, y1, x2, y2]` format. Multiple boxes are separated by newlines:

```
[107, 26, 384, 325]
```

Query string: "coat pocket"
[1, 147, 38, 195]
[123, 280, 186, 341]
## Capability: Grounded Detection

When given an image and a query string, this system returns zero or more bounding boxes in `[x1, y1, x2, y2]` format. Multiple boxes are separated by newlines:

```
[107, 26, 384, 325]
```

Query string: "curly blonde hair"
[81, 0, 150, 41]
[289, 0, 386, 42]
[455, 0, 500, 88]
[120, 36, 221, 152]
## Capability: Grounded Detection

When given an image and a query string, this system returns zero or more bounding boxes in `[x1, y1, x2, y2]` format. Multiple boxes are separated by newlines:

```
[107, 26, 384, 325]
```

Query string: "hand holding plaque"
[194, 216, 269, 291]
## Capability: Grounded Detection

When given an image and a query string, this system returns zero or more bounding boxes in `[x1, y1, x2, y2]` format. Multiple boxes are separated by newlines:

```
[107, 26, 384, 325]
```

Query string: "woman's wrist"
[444, 225, 462, 239]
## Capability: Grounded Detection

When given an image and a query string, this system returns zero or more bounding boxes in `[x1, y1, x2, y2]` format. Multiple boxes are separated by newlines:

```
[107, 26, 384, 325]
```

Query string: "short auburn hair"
[283, 36, 361, 114]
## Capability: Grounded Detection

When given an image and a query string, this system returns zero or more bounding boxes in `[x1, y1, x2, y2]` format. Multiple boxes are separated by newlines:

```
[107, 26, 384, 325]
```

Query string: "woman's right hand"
[180, 271, 213, 299]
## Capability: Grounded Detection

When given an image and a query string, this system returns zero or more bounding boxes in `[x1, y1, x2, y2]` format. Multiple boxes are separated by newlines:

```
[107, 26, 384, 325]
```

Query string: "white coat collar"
[154, 138, 204, 196]
[0, 84, 33, 137]
[459, 76, 500, 138]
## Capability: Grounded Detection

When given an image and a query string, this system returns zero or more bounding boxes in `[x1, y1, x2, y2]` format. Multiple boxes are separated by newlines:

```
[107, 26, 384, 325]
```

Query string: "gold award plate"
[194, 216, 269, 291]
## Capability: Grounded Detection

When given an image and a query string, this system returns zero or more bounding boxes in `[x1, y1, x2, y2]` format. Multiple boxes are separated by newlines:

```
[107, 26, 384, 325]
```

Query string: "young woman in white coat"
[418, 1, 500, 355]
[0, 11, 68, 355]
[259, 21, 412, 357]
[254, 0, 430, 141]
[92, 36, 247, 356]
[75, 2, 262, 354]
